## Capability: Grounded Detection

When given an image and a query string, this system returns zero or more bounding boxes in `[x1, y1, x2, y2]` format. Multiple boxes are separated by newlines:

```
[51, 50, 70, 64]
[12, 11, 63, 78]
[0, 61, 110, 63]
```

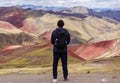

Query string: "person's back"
[51, 27, 70, 52]
[51, 20, 70, 82]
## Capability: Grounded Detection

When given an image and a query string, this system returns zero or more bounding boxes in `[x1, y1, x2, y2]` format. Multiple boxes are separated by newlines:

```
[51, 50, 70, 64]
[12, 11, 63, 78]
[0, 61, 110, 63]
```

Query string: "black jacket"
[51, 27, 70, 52]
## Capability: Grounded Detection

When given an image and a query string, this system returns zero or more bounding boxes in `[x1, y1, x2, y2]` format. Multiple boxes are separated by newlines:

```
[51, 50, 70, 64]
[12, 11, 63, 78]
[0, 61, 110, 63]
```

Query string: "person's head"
[57, 20, 64, 27]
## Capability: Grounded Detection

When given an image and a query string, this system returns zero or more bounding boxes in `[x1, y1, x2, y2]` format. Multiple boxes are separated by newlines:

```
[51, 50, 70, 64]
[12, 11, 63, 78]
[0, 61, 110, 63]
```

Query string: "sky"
[0, 0, 119, 8]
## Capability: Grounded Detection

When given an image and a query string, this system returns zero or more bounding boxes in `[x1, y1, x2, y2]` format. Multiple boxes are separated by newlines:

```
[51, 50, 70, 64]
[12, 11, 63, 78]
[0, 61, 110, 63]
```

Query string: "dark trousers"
[53, 51, 68, 79]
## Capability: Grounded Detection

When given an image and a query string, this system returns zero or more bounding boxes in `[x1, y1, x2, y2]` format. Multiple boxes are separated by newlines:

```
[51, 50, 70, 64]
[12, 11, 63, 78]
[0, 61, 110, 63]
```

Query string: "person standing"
[51, 19, 70, 83]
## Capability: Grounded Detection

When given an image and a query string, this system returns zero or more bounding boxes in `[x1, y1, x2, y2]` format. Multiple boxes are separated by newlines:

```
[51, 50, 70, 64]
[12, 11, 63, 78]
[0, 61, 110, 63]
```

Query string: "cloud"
[95, 0, 117, 2]
[93, 0, 120, 8]
[57, 0, 65, 4]
[70, 0, 92, 2]
[0, 0, 119, 8]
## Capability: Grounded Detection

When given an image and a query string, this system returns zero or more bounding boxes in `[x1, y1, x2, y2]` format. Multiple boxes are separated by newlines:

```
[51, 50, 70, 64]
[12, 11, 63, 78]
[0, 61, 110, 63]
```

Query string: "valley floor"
[0, 73, 119, 83]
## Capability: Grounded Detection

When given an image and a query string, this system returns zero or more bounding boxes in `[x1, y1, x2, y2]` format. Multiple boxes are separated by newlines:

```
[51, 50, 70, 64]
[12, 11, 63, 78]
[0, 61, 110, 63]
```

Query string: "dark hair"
[57, 20, 64, 27]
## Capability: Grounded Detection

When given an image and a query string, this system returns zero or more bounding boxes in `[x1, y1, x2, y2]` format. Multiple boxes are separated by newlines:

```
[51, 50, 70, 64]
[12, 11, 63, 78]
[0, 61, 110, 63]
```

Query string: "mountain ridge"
[0, 6, 120, 63]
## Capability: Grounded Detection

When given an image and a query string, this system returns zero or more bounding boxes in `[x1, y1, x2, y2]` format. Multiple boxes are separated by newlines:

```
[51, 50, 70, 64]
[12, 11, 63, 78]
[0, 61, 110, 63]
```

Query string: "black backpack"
[55, 31, 67, 49]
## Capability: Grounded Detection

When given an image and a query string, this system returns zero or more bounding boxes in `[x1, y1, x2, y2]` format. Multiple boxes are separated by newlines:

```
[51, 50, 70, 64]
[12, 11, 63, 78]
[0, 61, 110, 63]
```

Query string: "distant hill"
[0, 6, 119, 44]
[61, 6, 91, 14]
[19, 5, 67, 11]
[99, 10, 120, 22]
[0, 20, 40, 50]
[0, 6, 46, 28]
[93, 8, 120, 12]
[60, 6, 120, 22]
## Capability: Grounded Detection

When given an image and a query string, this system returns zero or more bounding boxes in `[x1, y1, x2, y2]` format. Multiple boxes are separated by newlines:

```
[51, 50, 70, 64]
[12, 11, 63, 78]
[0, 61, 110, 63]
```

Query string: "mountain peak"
[62, 6, 90, 14]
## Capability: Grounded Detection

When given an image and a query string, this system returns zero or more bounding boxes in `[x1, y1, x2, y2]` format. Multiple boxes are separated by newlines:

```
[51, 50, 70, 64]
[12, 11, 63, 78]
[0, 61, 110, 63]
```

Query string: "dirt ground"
[0, 73, 119, 83]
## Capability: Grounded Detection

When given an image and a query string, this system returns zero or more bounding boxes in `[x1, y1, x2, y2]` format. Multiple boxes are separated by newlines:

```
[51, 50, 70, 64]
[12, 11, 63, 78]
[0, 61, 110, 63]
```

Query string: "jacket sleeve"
[66, 31, 70, 45]
[51, 31, 55, 45]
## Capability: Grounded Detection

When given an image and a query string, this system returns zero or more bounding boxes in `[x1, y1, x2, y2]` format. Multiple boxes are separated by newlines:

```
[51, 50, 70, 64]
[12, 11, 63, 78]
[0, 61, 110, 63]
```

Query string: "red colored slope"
[21, 20, 38, 33]
[39, 32, 118, 60]
[68, 40, 116, 60]
[0, 21, 17, 29]
[0, 7, 25, 28]
[39, 31, 51, 41]
[1, 45, 23, 52]
[0, 43, 51, 56]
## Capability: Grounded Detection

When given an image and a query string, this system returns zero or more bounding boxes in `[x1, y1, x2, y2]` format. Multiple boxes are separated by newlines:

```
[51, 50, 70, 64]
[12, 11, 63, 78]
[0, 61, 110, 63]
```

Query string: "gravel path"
[0, 73, 119, 83]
